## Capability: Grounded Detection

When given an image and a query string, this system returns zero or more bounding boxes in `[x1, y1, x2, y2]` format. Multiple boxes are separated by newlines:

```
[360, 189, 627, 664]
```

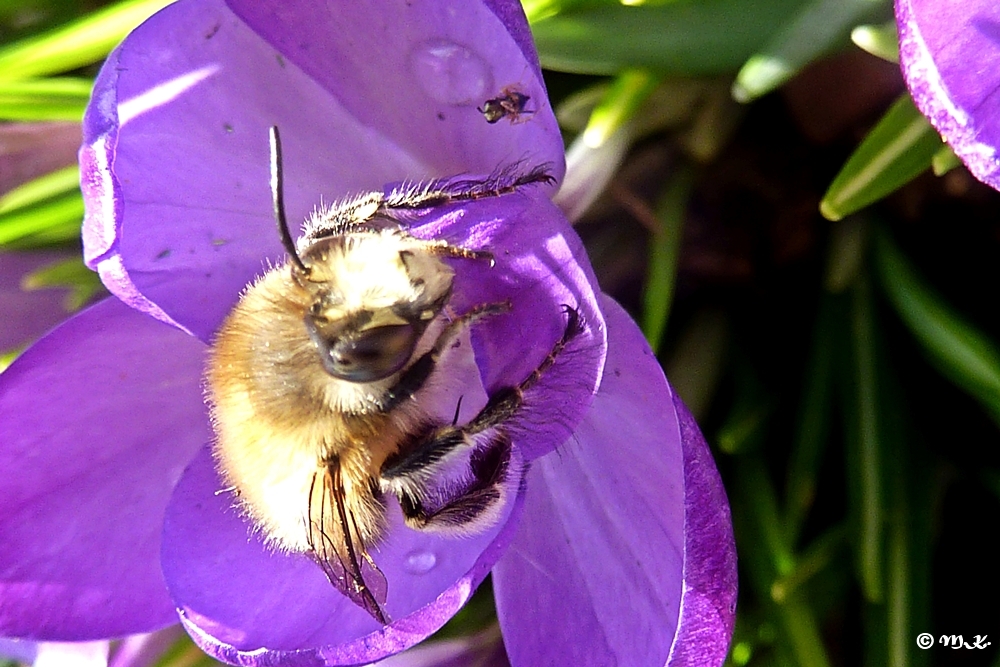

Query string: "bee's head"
[295, 235, 454, 383]
[267, 126, 452, 384]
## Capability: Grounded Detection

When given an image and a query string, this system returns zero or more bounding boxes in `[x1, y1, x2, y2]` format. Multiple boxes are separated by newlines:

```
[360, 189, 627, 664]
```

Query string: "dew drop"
[403, 549, 438, 575]
[410, 39, 491, 105]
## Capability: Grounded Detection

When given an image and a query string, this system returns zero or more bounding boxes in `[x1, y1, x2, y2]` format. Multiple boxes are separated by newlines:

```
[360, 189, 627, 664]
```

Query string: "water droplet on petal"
[403, 549, 438, 574]
[410, 40, 491, 105]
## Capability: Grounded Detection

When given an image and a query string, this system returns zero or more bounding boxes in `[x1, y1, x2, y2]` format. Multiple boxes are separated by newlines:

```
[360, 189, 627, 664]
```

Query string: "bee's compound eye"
[315, 323, 419, 383]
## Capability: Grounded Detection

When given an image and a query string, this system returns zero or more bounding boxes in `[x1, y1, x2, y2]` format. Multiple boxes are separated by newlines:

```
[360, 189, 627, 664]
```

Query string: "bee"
[478, 86, 532, 124]
[205, 127, 582, 624]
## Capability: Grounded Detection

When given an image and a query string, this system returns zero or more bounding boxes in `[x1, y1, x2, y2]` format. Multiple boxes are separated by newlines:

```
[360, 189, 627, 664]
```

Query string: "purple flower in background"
[896, 0, 1000, 189]
[0, 1, 736, 666]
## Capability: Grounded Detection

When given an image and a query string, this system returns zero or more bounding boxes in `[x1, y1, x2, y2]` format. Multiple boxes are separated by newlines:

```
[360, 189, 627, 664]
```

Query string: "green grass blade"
[732, 456, 834, 667]
[732, 0, 885, 102]
[22, 256, 103, 311]
[851, 21, 899, 63]
[820, 94, 943, 221]
[931, 144, 962, 176]
[581, 68, 658, 147]
[664, 307, 728, 420]
[877, 350, 924, 667]
[743, 458, 793, 575]
[0, 0, 173, 81]
[850, 277, 885, 602]
[779, 599, 833, 667]
[716, 358, 774, 455]
[0, 191, 83, 246]
[770, 525, 847, 602]
[873, 228, 1000, 425]
[842, 274, 885, 603]
[0, 77, 91, 121]
[530, 0, 809, 76]
[783, 294, 841, 544]
[0, 165, 79, 215]
[642, 166, 692, 352]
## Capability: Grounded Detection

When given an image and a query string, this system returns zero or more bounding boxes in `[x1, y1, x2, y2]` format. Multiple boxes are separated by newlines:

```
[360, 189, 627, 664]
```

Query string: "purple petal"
[162, 448, 525, 666]
[665, 398, 738, 667]
[0, 252, 74, 351]
[0, 299, 209, 640]
[896, 0, 1000, 188]
[406, 190, 606, 460]
[81, 0, 562, 342]
[492, 296, 736, 667]
[226, 0, 563, 177]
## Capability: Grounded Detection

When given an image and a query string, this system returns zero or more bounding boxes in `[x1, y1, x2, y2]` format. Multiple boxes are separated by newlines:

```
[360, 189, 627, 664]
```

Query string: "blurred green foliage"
[533, 1, 998, 666]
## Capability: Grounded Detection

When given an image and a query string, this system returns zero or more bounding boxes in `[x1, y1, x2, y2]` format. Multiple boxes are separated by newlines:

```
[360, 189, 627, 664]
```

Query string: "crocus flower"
[0, 1, 737, 666]
[896, 0, 1000, 189]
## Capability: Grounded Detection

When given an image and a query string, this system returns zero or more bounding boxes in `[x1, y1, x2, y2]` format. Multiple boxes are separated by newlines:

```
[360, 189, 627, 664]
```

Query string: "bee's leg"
[393, 432, 518, 533]
[464, 305, 582, 433]
[408, 240, 494, 263]
[382, 306, 582, 531]
[313, 165, 555, 240]
[372, 301, 511, 414]
[379, 163, 554, 214]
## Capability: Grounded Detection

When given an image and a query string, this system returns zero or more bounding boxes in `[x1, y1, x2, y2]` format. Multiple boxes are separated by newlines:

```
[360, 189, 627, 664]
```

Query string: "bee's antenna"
[269, 126, 309, 274]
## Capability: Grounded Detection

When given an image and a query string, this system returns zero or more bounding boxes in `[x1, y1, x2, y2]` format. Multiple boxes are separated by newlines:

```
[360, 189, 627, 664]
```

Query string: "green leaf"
[873, 228, 1000, 425]
[530, 0, 810, 76]
[22, 256, 103, 311]
[580, 68, 658, 147]
[844, 275, 885, 603]
[0, 191, 83, 246]
[0, 164, 79, 215]
[642, 166, 692, 352]
[821, 94, 943, 221]
[0, 76, 91, 120]
[664, 307, 728, 421]
[521, 0, 596, 24]
[733, 0, 886, 102]
[851, 21, 899, 63]
[716, 369, 773, 456]
[0, 0, 173, 81]
[779, 599, 833, 667]
[857, 281, 930, 667]
[783, 294, 841, 545]
[732, 457, 834, 667]
[740, 457, 794, 577]
[930, 144, 962, 176]
[557, 78, 713, 136]
[771, 525, 847, 603]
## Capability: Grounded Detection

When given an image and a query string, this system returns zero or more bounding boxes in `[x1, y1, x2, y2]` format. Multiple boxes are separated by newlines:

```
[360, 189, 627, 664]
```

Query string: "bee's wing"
[308, 463, 389, 624]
